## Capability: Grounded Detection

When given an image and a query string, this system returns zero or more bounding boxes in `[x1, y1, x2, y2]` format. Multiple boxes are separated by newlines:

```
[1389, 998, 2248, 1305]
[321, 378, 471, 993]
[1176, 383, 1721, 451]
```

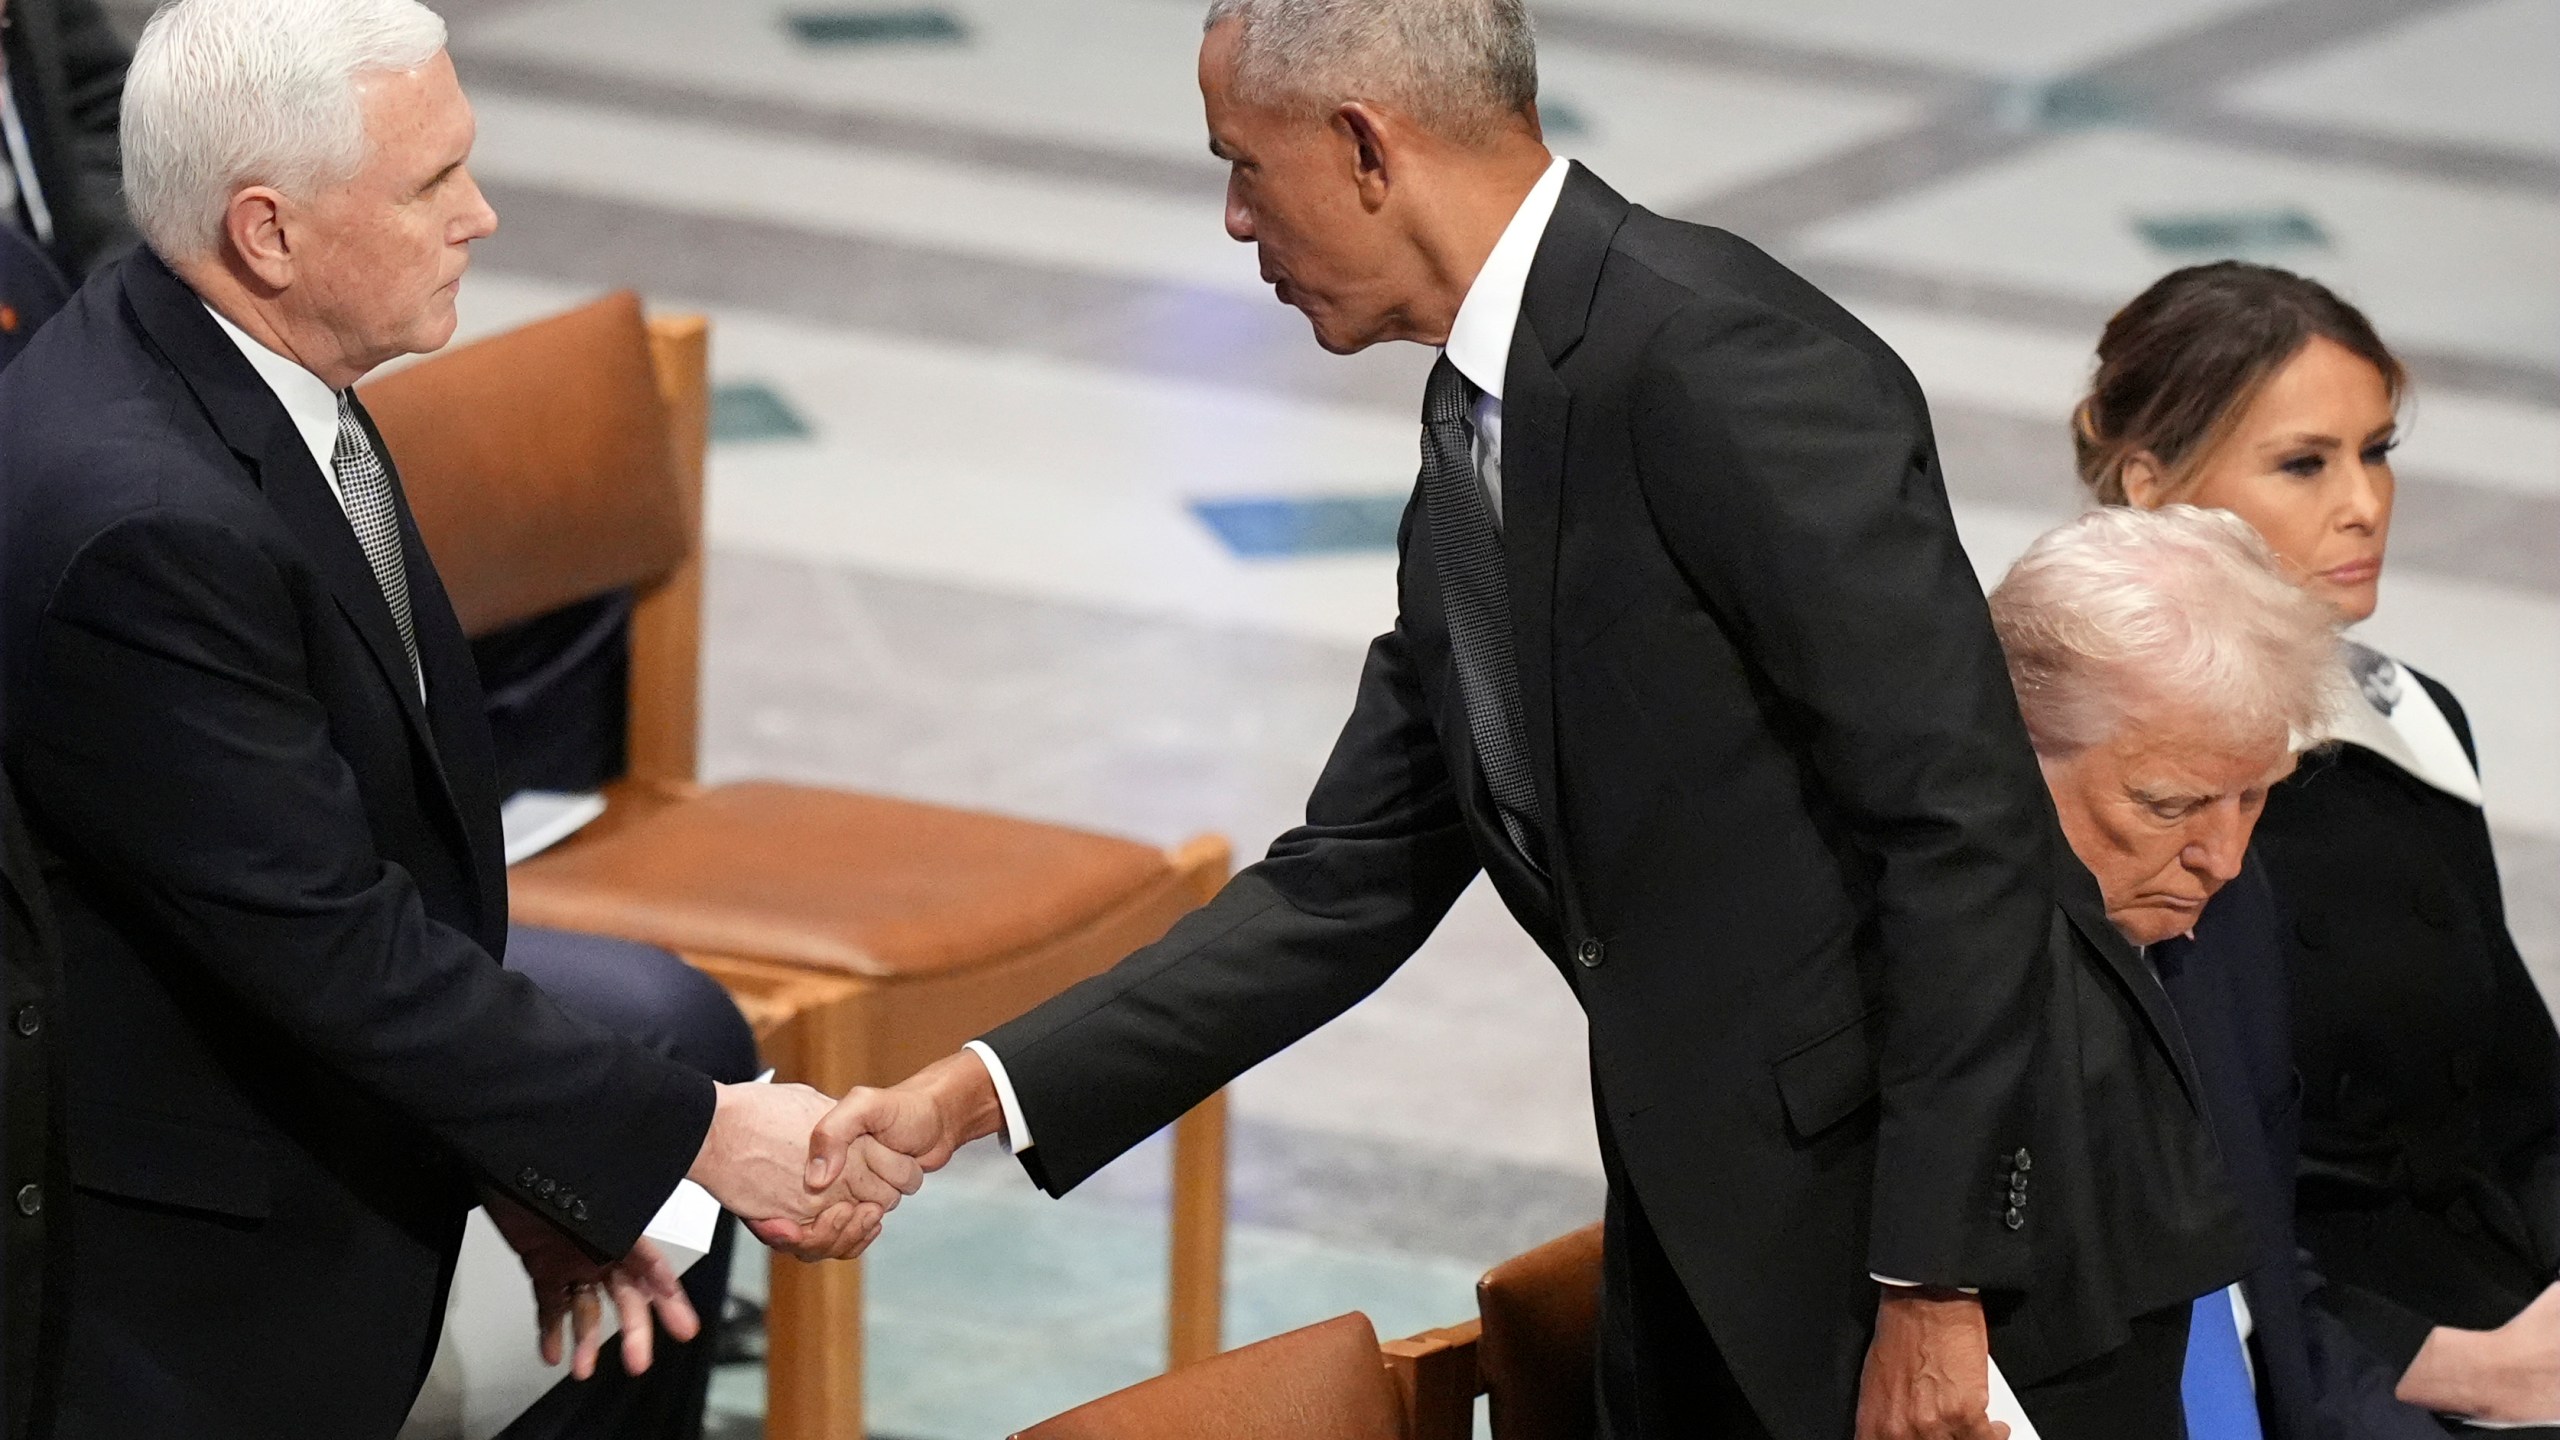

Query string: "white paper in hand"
[1987, 1356, 2043, 1440]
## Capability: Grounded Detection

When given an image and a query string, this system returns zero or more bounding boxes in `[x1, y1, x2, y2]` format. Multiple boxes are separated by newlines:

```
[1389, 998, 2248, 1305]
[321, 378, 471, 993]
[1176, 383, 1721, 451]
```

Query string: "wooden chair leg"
[1167, 1088, 1230, 1368]
[765, 1252, 864, 1440]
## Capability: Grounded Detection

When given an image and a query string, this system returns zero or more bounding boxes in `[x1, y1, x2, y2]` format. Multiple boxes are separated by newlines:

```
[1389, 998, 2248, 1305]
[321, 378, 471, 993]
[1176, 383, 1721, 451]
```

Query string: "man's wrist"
[915, 1048, 1006, 1154]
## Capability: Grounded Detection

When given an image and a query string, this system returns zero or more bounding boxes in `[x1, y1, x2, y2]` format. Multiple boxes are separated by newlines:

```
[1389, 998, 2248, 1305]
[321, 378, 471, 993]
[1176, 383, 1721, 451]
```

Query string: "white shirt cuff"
[963, 1040, 1035, 1155]
[1873, 1275, 1981, 1295]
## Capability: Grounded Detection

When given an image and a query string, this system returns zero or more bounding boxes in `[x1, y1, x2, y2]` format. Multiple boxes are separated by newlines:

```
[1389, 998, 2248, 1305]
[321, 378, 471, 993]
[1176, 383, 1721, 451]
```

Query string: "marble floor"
[95, 0, 2560, 1432]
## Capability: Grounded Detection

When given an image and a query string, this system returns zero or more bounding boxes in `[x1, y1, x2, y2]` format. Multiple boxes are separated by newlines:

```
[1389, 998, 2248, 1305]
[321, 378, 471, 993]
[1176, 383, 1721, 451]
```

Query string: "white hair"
[1989, 505, 2344, 757]
[1203, 0, 1537, 143]
[122, 0, 449, 261]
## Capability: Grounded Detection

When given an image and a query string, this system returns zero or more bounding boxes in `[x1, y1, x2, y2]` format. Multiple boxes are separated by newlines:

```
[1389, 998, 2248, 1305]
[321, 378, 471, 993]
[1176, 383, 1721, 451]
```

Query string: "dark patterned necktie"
[1419, 356, 1545, 869]
[331, 394, 422, 690]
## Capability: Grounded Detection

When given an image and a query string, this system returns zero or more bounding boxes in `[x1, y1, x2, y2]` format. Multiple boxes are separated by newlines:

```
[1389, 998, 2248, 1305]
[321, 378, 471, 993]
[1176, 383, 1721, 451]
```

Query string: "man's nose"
[458, 169, 499, 241]
[2186, 806, 2251, 887]
[1224, 178, 1254, 244]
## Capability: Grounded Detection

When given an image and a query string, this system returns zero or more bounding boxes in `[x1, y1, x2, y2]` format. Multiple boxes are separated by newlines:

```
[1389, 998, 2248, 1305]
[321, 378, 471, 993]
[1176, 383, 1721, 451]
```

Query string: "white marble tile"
[464, 92, 1261, 296]
[1804, 130, 2560, 374]
[2228, 0, 2560, 162]
[462, 0, 1223, 168]
[1535, 0, 2265, 78]
[460, 0, 1917, 213]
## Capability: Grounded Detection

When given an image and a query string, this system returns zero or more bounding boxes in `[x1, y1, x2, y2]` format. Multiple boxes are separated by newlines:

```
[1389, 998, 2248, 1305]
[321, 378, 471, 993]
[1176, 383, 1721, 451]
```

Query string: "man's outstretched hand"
[484, 1192, 700, 1380]
[773, 1050, 1009, 1259]
[1856, 1287, 2010, 1440]
[688, 1080, 924, 1262]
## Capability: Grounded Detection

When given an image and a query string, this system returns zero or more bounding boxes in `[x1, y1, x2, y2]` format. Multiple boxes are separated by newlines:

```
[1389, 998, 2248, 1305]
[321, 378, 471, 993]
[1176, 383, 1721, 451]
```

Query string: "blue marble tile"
[785, 9, 968, 48]
[1191, 495, 1407, 558]
[2134, 208, 2331, 257]
[711, 382, 815, 445]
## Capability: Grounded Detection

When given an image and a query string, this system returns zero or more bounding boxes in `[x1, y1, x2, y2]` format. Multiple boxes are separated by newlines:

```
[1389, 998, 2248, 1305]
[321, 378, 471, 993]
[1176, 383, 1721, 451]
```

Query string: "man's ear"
[1338, 101, 1393, 212]
[223, 187, 296, 292]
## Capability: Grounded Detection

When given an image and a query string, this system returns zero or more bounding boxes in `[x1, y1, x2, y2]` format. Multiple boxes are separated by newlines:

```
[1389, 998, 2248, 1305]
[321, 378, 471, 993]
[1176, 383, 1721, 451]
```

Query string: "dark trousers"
[1596, 1180, 1776, 1440]
[497, 926, 759, 1440]
[2012, 1302, 2192, 1440]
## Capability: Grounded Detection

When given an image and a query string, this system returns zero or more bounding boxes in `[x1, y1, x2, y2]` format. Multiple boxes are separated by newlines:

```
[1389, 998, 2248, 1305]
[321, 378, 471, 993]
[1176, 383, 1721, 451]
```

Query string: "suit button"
[12, 1005, 37, 1037]
[519, 1167, 540, 1188]
[2011, 1149, 2032, 1173]
[1575, 938, 1607, 969]
[14, 1185, 39, 1217]
[538, 1179, 558, 1199]
[2003, 1206, 2023, 1231]
[2294, 914, 2331, 951]
[2010, 1183, 2029, 1206]
[571, 1200, 590, 1222]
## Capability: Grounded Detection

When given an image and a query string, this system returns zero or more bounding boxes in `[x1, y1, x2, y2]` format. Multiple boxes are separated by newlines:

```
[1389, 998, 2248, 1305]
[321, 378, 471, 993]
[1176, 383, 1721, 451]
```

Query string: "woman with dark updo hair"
[2083, 261, 2560, 1431]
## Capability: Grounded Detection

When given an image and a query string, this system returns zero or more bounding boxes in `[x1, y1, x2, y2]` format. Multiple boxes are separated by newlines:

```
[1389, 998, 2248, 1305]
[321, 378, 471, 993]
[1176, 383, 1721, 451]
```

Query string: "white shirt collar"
[202, 302, 345, 488]
[2320, 642, 2484, 806]
[1441, 156, 1571, 403]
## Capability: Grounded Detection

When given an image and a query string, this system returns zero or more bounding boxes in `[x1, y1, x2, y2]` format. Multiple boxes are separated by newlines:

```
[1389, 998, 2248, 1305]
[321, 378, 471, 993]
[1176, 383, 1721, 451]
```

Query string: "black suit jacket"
[2155, 863, 2447, 1440]
[0, 248, 714, 1438]
[1989, 859, 2252, 1386]
[2259, 672, 2560, 1365]
[1, 0, 137, 277]
[984, 166, 2063, 1439]
[0, 778, 65, 1440]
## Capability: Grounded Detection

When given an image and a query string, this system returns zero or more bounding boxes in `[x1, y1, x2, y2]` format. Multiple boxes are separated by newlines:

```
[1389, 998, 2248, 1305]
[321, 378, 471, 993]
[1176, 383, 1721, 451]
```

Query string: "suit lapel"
[1495, 164, 1628, 891]
[2059, 864, 2214, 1110]
[120, 253, 497, 931]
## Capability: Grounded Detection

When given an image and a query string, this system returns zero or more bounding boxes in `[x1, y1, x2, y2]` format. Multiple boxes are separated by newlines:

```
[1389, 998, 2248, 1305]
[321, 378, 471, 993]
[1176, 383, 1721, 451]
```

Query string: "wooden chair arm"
[1382, 1320, 1482, 1440]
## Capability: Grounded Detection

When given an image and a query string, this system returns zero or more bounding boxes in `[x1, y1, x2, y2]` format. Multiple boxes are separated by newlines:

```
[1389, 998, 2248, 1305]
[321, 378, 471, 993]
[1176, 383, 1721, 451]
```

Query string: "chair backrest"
[1011, 1313, 1407, 1440]
[1476, 1222, 1604, 1440]
[358, 293, 711, 788]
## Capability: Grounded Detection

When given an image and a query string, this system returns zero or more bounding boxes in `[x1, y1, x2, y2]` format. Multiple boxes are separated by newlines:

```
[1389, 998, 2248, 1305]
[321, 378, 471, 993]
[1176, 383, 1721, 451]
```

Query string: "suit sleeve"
[1628, 300, 2051, 1289]
[16, 511, 712, 1260]
[980, 611, 1484, 1196]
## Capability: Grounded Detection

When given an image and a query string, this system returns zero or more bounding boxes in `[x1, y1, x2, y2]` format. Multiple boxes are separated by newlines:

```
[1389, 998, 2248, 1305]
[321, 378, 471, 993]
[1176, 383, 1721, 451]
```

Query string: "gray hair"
[123, 0, 449, 261]
[1989, 505, 2343, 757]
[1203, 0, 1537, 143]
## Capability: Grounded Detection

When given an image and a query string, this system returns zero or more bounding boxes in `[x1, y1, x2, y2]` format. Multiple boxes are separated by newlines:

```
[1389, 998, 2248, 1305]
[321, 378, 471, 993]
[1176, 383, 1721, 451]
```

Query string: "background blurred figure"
[2084, 262, 2560, 1430]
[0, 0, 134, 368]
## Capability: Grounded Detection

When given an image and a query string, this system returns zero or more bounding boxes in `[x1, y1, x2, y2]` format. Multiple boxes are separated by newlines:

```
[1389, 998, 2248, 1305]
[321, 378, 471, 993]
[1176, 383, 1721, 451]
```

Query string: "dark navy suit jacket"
[2154, 862, 2448, 1439]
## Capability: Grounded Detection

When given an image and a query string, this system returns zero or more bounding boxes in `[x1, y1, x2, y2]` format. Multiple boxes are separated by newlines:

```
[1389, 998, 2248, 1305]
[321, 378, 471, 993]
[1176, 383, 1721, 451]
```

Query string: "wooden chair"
[1385, 1222, 1605, 1440]
[359, 293, 1234, 1440]
[1012, 1313, 1409, 1440]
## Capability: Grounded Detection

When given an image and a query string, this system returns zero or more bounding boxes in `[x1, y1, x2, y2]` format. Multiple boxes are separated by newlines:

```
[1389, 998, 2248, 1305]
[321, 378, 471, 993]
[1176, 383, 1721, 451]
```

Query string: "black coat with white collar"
[2259, 669, 2560, 1368]
[0, 247, 714, 1438]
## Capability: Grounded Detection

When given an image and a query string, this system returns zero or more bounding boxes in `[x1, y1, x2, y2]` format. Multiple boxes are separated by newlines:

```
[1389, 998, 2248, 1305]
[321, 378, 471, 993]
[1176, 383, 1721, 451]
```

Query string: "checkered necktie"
[332, 394, 422, 689]
[1419, 356, 1545, 869]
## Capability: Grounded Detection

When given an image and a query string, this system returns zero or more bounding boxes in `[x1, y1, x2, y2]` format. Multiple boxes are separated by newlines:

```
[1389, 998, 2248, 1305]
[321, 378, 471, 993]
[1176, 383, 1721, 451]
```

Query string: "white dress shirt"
[205, 303, 426, 700]
[967, 157, 1575, 1157]
[1437, 155, 1571, 531]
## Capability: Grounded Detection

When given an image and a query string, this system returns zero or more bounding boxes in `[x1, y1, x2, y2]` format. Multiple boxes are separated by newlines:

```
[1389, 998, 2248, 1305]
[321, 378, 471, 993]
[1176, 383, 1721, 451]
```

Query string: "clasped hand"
[687, 1080, 929, 1262]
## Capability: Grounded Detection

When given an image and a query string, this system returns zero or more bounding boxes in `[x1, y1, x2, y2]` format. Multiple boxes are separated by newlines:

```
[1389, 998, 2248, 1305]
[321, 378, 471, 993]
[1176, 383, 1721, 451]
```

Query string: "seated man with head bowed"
[1987, 504, 2450, 1439]
[0, 0, 910, 1434]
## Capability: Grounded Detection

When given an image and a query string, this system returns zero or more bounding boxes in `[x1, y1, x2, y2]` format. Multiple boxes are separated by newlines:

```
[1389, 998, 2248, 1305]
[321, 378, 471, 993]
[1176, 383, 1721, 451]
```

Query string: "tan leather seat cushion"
[1013, 1313, 1404, 1440]
[1478, 1222, 1604, 1440]
[509, 782, 1174, 979]
[359, 290, 687, 638]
